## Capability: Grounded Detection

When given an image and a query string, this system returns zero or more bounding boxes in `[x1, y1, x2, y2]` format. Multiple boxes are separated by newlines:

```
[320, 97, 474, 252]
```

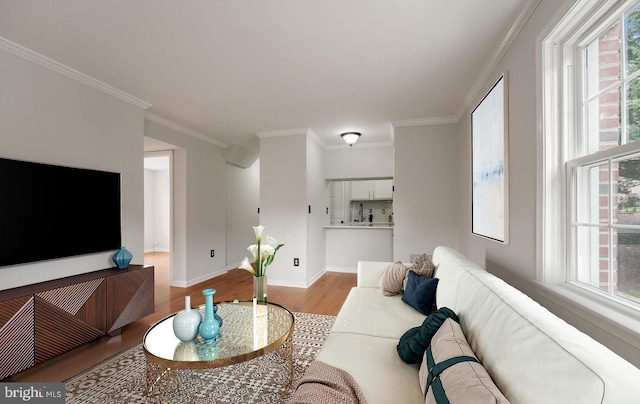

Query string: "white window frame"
[539, 0, 640, 313]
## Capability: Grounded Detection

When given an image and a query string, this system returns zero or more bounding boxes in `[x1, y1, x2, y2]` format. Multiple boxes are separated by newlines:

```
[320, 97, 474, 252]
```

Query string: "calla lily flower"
[253, 225, 265, 243]
[265, 236, 279, 248]
[261, 244, 275, 257]
[238, 257, 256, 275]
[240, 225, 284, 277]
[247, 244, 259, 260]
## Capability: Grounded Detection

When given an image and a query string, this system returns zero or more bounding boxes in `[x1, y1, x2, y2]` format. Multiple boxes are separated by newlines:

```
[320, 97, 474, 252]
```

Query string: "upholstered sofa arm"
[357, 261, 411, 288]
[357, 261, 391, 288]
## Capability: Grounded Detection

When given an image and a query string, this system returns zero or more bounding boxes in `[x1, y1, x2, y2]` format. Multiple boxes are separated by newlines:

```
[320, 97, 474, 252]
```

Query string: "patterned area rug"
[64, 312, 335, 404]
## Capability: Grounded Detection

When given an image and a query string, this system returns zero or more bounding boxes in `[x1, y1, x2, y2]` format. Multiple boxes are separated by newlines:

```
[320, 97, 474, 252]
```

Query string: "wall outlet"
[210, 250, 215, 257]
[294, 258, 299, 266]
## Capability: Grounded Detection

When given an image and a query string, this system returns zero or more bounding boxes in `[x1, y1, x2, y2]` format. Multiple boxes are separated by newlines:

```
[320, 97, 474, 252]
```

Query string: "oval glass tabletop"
[143, 300, 294, 367]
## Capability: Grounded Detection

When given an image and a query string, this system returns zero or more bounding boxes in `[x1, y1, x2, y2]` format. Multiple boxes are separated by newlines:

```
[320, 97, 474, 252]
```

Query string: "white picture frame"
[471, 73, 509, 244]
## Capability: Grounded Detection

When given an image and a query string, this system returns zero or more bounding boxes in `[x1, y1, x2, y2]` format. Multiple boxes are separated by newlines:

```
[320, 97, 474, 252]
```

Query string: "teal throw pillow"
[401, 270, 439, 315]
[397, 307, 459, 364]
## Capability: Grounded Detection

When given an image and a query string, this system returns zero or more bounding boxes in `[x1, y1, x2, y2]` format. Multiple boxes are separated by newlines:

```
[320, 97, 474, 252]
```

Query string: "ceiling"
[0, 0, 532, 149]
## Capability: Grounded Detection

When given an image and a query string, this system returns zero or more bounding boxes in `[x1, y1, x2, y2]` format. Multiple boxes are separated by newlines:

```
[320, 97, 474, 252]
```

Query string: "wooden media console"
[0, 264, 154, 379]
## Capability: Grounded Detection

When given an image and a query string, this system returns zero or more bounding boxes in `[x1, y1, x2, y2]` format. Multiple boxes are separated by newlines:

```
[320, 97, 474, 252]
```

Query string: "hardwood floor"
[6, 252, 356, 383]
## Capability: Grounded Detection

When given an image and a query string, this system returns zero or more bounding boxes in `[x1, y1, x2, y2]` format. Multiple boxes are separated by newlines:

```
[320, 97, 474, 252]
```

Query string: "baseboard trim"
[170, 268, 227, 288]
[326, 266, 357, 273]
[226, 263, 240, 271]
[306, 269, 326, 287]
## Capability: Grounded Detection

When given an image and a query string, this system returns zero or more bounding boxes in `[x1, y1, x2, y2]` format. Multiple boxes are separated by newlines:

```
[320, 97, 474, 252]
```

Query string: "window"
[328, 179, 393, 225]
[542, 0, 640, 308]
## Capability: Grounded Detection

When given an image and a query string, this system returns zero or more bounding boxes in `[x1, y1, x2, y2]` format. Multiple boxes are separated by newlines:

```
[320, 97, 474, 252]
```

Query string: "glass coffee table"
[143, 300, 295, 401]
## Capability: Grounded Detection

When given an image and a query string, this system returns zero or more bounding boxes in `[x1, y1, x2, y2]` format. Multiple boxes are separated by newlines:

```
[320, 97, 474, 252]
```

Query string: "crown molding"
[256, 127, 394, 149]
[256, 127, 329, 149]
[144, 112, 228, 149]
[0, 36, 152, 110]
[390, 116, 458, 128]
[457, 0, 541, 119]
[306, 129, 325, 147]
[255, 128, 311, 138]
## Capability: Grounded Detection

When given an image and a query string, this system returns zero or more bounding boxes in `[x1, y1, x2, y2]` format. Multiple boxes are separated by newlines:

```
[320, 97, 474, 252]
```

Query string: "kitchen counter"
[324, 223, 393, 229]
[325, 226, 393, 272]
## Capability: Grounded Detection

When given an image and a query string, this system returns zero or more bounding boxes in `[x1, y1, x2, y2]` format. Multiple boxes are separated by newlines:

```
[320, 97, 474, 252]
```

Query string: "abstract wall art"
[471, 73, 509, 243]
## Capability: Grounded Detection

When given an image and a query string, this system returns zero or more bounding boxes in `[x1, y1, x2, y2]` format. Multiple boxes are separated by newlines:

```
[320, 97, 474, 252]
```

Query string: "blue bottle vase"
[198, 288, 220, 342]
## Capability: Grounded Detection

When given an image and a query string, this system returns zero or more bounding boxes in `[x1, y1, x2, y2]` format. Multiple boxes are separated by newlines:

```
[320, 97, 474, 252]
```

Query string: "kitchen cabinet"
[372, 179, 393, 199]
[350, 181, 371, 200]
[350, 179, 393, 200]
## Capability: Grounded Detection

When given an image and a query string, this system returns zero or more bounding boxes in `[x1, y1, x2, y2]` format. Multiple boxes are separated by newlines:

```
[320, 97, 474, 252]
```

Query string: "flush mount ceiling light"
[340, 132, 361, 146]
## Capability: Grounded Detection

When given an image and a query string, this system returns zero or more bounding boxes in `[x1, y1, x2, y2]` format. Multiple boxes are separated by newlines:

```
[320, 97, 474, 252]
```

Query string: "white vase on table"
[172, 295, 201, 342]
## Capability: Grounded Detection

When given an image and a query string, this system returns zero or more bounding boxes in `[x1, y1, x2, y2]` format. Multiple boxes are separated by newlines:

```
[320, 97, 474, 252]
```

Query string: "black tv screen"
[0, 157, 121, 267]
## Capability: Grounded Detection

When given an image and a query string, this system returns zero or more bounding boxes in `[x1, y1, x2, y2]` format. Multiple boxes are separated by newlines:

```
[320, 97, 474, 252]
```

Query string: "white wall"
[0, 47, 144, 290]
[144, 120, 227, 287]
[455, 0, 640, 367]
[226, 159, 260, 268]
[324, 146, 394, 179]
[306, 136, 327, 285]
[393, 124, 459, 262]
[259, 134, 308, 287]
[259, 132, 328, 287]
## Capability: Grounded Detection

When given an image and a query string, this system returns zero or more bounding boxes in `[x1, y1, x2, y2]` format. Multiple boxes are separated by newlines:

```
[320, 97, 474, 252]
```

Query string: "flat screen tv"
[0, 157, 121, 267]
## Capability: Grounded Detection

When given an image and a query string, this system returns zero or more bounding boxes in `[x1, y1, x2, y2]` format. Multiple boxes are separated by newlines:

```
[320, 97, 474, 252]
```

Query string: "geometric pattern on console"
[0, 296, 35, 379]
[34, 296, 105, 364]
[36, 278, 104, 315]
[107, 267, 154, 334]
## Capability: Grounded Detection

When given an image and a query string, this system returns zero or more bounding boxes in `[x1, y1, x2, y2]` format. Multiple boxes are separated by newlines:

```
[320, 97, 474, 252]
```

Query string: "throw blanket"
[289, 360, 368, 404]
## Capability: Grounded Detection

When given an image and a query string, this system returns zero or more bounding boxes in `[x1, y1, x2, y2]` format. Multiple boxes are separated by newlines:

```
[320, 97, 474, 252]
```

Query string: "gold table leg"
[144, 352, 180, 403]
[277, 332, 295, 398]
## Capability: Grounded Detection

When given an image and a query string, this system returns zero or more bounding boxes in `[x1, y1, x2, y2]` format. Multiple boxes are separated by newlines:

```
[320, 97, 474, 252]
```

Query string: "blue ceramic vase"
[112, 247, 133, 269]
[198, 288, 220, 342]
[213, 304, 223, 327]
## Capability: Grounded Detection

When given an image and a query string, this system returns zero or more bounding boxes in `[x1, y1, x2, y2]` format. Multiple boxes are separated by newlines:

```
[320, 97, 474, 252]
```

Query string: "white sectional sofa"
[314, 246, 640, 403]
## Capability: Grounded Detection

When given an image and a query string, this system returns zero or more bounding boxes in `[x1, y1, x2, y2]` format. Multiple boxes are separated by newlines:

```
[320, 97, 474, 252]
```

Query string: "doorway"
[144, 151, 172, 283]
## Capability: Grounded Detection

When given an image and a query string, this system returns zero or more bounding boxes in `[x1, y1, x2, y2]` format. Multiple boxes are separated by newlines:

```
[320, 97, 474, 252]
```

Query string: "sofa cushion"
[397, 307, 458, 364]
[402, 271, 439, 315]
[419, 318, 510, 403]
[332, 287, 426, 339]
[379, 261, 409, 296]
[432, 246, 640, 404]
[316, 332, 424, 404]
[358, 261, 411, 289]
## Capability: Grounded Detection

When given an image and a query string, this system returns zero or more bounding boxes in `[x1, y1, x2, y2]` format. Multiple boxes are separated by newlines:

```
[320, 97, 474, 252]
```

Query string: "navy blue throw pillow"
[401, 270, 439, 315]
